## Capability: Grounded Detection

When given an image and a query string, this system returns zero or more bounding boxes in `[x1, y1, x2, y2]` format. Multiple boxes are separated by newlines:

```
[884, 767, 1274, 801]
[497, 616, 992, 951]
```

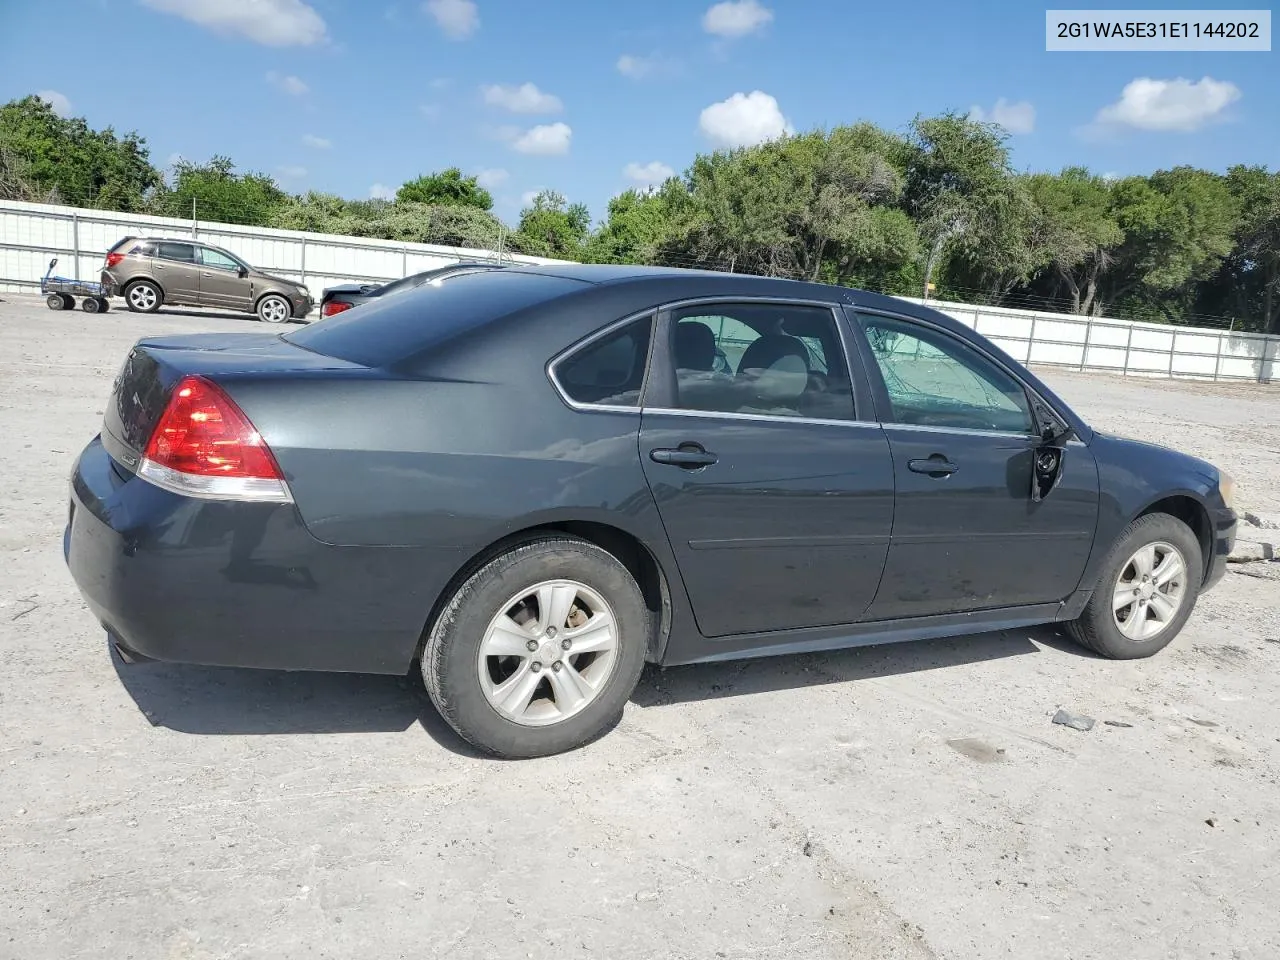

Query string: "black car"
[65, 265, 1237, 758]
[317, 260, 506, 318]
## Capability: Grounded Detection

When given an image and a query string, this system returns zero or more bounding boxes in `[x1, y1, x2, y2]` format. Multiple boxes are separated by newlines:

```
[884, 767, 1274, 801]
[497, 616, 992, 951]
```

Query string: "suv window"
[555, 315, 652, 408]
[131, 241, 158, 257]
[668, 303, 854, 421]
[157, 242, 196, 263]
[199, 247, 241, 271]
[861, 315, 1033, 433]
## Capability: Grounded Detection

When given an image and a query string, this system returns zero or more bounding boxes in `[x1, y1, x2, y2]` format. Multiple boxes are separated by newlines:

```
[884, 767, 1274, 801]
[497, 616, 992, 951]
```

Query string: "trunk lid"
[101, 332, 364, 473]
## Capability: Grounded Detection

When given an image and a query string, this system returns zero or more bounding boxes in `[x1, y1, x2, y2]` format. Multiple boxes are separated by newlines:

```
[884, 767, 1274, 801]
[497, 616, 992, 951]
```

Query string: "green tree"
[902, 113, 1024, 298]
[513, 190, 589, 258]
[0, 95, 159, 209]
[150, 156, 289, 226]
[1023, 168, 1124, 315]
[582, 187, 673, 264]
[1102, 167, 1239, 320]
[1196, 166, 1280, 332]
[396, 168, 493, 210]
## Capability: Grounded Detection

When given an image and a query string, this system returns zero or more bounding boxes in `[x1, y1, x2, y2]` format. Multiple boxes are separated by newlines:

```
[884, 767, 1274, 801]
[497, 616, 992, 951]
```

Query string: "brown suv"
[102, 237, 314, 323]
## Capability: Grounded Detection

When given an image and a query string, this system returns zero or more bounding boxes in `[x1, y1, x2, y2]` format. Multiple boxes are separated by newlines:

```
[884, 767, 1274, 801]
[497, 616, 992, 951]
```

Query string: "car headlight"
[1218, 470, 1237, 512]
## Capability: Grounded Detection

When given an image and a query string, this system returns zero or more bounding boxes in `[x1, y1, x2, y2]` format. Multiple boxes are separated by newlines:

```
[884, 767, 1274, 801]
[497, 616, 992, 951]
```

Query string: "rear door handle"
[908, 456, 958, 477]
[650, 445, 718, 469]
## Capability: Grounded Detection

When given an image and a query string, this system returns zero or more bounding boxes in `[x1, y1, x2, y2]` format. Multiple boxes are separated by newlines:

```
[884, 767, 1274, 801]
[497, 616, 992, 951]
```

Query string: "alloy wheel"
[1112, 540, 1188, 641]
[477, 579, 620, 726]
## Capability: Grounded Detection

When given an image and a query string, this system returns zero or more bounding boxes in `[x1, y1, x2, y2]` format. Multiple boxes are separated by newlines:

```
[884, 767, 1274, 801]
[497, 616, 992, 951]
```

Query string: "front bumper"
[64, 435, 434, 674]
[1203, 505, 1236, 591]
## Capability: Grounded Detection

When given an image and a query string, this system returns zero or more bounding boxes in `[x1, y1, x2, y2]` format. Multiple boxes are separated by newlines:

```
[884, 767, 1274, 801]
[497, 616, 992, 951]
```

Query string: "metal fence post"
[402, 245, 408, 278]
[71, 212, 80, 282]
[1167, 331, 1177, 378]
[1079, 317, 1092, 371]
[1213, 334, 1224, 381]
[1026, 314, 1037, 365]
[299, 238, 307, 289]
[1122, 324, 1134, 376]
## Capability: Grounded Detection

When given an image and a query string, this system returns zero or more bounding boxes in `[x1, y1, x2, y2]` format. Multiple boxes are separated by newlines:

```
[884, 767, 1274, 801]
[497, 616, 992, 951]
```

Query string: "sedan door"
[636, 300, 895, 639]
[153, 241, 201, 305]
[197, 246, 252, 310]
[854, 311, 1099, 621]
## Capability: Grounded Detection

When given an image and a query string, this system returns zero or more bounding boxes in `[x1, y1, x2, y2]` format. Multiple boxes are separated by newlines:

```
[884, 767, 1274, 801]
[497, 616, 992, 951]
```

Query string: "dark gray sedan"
[64, 265, 1237, 758]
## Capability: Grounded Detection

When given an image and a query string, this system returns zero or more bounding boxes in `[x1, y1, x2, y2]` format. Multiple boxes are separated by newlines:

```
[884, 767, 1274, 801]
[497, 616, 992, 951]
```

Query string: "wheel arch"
[123, 276, 165, 300]
[416, 520, 674, 667]
[1131, 492, 1214, 584]
[254, 289, 292, 313]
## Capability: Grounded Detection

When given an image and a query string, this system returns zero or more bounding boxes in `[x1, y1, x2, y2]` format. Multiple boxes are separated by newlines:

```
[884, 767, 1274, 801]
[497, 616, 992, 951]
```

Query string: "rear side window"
[284, 270, 586, 368]
[130, 241, 158, 257]
[157, 242, 196, 263]
[554, 316, 652, 408]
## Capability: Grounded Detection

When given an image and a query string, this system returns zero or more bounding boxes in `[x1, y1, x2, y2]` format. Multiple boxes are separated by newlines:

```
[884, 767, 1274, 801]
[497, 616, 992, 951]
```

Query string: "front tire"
[423, 537, 649, 758]
[124, 280, 161, 313]
[257, 294, 290, 324]
[1066, 512, 1202, 659]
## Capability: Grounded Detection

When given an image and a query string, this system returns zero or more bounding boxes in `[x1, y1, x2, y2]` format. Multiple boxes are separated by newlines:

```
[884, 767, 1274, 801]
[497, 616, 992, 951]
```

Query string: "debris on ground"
[946, 738, 1007, 763]
[1243, 511, 1280, 530]
[1103, 720, 1134, 728]
[1052, 709, 1096, 732]
[1228, 539, 1276, 563]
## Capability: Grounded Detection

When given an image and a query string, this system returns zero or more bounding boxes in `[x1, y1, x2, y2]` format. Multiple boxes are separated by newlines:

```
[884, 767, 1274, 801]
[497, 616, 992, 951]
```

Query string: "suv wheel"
[257, 294, 291, 323]
[124, 280, 161, 313]
[422, 537, 650, 758]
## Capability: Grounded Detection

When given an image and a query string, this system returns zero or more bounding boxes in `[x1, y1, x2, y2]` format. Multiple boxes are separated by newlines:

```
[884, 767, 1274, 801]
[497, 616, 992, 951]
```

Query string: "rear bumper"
[64, 435, 443, 674]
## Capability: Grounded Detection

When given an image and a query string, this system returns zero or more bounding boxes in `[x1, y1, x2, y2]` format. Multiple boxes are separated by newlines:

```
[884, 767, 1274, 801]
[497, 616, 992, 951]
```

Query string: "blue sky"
[1, 0, 1275, 225]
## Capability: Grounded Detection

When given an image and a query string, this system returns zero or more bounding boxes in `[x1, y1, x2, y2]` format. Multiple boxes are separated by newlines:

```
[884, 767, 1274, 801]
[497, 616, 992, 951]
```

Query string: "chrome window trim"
[642, 406, 883, 431]
[545, 309, 656, 414]
[852, 304, 1076, 434]
[663, 295, 862, 423]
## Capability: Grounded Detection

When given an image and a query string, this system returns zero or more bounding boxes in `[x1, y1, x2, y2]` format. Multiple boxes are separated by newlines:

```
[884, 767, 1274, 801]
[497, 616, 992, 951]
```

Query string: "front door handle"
[650, 445, 718, 469]
[908, 456, 958, 477]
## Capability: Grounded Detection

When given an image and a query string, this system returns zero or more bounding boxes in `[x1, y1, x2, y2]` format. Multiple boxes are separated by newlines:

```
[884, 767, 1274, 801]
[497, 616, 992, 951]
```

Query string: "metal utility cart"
[41, 258, 111, 313]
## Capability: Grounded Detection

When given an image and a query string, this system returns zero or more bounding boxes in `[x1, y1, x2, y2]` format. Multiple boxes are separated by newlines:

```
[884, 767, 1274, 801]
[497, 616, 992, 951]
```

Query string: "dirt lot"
[1, 294, 1278, 960]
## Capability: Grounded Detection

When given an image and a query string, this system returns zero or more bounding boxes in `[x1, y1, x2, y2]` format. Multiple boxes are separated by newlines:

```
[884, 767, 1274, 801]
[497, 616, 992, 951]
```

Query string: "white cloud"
[968, 98, 1036, 135]
[278, 165, 308, 179]
[624, 161, 675, 187]
[521, 189, 543, 206]
[616, 54, 652, 79]
[266, 71, 309, 95]
[475, 168, 509, 188]
[511, 122, 572, 156]
[36, 90, 72, 117]
[699, 90, 792, 148]
[369, 183, 395, 200]
[702, 0, 772, 37]
[424, 0, 478, 39]
[428, 77, 453, 90]
[166, 152, 185, 167]
[302, 134, 331, 149]
[420, 103, 442, 120]
[481, 82, 562, 114]
[1093, 76, 1241, 132]
[140, 0, 327, 46]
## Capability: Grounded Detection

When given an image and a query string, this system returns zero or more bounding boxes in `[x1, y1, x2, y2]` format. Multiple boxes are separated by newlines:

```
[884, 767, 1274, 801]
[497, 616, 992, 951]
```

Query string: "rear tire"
[422, 537, 649, 758]
[47, 293, 65, 310]
[81, 296, 101, 313]
[124, 280, 161, 313]
[1065, 512, 1202, 659]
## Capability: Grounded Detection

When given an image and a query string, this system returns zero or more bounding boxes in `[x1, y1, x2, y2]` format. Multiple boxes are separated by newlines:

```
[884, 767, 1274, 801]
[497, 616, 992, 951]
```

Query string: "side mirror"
[1031, 401, 1074, 502]
[238, 267, 249, 278]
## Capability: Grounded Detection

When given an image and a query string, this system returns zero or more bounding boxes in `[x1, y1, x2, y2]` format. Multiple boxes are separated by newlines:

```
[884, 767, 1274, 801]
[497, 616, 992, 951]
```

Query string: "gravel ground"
[1, 295, 1277, 960]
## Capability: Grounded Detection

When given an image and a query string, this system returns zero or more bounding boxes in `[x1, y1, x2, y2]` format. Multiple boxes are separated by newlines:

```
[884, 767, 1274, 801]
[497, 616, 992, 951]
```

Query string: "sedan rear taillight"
[138, 376, 292, 503]
[105, 252, 125, 268]
[321, 301, 353, 318]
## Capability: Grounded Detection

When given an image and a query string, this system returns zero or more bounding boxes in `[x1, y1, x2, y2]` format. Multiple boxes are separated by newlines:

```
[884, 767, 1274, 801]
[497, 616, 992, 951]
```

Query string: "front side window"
[861, 315, 1033, 434]
[667, 302, 854, 421]
[199, 247, 241, 271]
[555, 315, 652, 407]
[157, 242, 196, 263]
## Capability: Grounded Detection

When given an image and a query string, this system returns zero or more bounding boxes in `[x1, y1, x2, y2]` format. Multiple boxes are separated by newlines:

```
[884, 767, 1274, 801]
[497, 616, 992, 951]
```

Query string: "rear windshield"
[283, 270, 584, 367]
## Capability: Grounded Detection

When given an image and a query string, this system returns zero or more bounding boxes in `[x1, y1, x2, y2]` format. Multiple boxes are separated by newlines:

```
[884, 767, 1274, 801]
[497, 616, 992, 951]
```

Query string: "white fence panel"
[3, 199, 1277, 384]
